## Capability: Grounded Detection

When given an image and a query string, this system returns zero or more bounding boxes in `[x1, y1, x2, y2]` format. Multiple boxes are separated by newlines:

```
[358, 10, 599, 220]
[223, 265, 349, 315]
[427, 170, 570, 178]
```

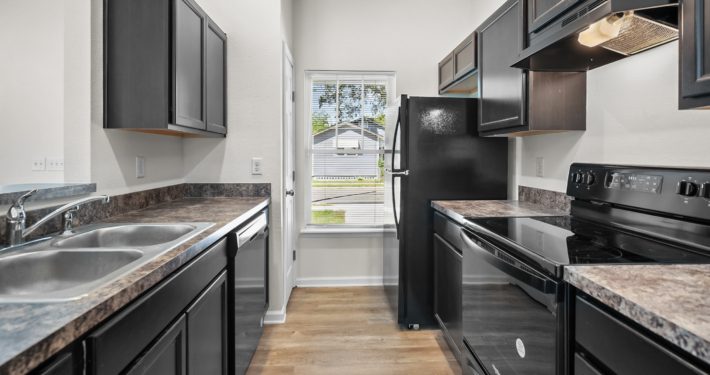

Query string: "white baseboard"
[264, 306, 287, 325]
[296, 276, 383, 287]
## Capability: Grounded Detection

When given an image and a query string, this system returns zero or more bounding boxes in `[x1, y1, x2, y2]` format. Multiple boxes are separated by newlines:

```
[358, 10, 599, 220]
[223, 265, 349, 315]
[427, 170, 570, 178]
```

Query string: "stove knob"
[676, 181, 699, 197]
[572, 173, 583, 184]
[584, 173, 595, 185]
[700, 183, 710, 199]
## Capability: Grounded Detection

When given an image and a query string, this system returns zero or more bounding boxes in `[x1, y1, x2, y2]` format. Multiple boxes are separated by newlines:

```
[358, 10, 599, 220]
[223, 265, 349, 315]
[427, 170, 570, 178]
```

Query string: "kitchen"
[0, 0, 709, 374]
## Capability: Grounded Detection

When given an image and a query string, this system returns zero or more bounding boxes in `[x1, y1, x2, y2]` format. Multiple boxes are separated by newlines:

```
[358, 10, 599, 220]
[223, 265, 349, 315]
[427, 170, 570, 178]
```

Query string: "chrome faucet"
[5, 190, 110, 247]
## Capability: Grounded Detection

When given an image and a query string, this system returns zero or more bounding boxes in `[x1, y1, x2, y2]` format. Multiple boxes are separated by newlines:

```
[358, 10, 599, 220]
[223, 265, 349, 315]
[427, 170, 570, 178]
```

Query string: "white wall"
[513, 42, 710, 195]
[0, 0, 66, 185]
[292, 0, 506, 284]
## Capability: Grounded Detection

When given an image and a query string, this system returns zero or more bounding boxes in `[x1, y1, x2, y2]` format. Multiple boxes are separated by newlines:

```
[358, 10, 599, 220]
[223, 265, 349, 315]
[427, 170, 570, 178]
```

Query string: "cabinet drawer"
[575, 295, 705, 375]
[433, 212, 463, 251]
[87, 238, 228, 375]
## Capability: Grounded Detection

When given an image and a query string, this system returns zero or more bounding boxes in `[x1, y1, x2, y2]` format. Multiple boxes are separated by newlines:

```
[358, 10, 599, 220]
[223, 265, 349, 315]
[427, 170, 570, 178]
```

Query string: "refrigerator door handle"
[385, 168, 409, 176]
[390, 111, 403, 239]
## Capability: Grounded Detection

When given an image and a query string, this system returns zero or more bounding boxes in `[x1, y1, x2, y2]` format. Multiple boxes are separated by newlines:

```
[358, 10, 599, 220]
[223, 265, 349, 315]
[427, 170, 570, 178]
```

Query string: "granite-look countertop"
[0, 196, 269, 375]
[431, 200, 567, 225]
[565, 265, 710, 366]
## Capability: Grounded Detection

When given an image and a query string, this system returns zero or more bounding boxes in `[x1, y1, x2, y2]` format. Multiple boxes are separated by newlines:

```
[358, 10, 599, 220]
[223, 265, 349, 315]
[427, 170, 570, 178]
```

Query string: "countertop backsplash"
[0, 183, 271, 245]
[518, 185, 571, 213]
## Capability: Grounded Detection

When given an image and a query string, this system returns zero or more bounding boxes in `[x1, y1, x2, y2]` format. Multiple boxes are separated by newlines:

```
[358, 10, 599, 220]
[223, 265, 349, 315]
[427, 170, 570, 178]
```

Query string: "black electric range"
[460, 163, 710, 375]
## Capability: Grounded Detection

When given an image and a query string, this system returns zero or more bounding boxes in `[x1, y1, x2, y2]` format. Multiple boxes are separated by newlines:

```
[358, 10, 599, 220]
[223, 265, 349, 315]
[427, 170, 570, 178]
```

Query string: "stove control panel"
[567, 163, 710, 222]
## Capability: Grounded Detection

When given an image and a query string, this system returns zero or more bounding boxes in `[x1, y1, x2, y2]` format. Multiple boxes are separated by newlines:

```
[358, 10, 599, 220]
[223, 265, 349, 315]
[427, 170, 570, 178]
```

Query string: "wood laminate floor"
[247, 287, 462, 375]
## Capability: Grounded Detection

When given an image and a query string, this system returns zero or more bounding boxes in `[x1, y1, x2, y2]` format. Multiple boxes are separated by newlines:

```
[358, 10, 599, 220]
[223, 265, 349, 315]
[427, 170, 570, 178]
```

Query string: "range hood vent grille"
[597, 13, 678, 56]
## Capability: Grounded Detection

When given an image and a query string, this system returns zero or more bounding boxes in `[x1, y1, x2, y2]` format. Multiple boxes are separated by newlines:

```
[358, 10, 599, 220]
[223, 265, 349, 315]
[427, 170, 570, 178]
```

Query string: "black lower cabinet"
[434, 233, 463, 359]
[86, 238, 227, 375]
[31, 345, 84, 375]
[187, 272, 228, 375]
[125, 316, 187, 375]
[574, 293, 709, 375]
[433, 213, 464, 363]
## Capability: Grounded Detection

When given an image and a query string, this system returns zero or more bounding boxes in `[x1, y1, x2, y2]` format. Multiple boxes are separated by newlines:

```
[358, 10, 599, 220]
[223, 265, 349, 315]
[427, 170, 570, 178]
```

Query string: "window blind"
[308, 73, 393, 227]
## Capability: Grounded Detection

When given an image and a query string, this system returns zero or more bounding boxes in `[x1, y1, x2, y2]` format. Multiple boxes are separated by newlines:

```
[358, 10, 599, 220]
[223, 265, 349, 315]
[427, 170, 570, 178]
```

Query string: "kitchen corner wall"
[181, 0, 288, 317]
[292, 0, 507, 285]
[512, 42, 710, 196]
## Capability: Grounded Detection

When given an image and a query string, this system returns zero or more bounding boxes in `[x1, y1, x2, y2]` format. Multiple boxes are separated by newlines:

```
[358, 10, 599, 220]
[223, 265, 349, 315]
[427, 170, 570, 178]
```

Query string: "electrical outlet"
[32, 158, 46, 171]
[136, 156, 145, 178]
[535, 157, 545, 177]
[46, 158, 65, 171]
[251, 157, 263, 175]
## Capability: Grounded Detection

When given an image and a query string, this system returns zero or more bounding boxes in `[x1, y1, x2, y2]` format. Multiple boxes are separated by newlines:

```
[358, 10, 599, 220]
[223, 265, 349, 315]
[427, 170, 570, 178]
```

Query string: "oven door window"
[462, 230, 560, 375]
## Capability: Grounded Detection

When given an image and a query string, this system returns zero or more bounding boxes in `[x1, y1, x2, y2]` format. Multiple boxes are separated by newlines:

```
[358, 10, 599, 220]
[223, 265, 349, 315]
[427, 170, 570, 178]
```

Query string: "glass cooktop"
[466, 216, 710, 266]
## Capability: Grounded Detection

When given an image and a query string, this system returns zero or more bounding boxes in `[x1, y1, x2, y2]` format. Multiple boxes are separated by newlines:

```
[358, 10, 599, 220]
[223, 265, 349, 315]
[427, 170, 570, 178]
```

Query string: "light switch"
[535, 157, 544, 178]
[251, 158, 263, 175]
[136, 156, 145, 178]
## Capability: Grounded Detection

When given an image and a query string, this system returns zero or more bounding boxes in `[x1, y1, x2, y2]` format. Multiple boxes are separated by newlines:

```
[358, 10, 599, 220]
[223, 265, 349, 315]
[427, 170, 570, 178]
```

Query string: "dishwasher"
[228, 210, 269, 375]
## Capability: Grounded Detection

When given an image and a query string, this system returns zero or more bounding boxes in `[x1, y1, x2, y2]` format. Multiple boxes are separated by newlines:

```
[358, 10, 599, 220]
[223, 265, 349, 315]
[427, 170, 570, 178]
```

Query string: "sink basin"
[0, 249, 143, 301]
[0, 222, 213, 302]
[53, 224, 197, 248]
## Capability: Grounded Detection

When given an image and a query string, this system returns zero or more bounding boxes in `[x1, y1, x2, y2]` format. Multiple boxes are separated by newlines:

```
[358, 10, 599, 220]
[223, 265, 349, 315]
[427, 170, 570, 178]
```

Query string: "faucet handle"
[62, 207, 79, 234]
[6, 189, 38, 219]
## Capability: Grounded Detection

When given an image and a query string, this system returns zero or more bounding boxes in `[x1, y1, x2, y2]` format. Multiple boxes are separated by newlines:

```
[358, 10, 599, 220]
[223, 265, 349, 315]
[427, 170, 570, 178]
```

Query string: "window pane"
[337, 81, 363, 123]
[308, 73, 392, 227]
[311, 81, 337, 138]
[363, 83, 387, 150]
[311, 153, 384, 226]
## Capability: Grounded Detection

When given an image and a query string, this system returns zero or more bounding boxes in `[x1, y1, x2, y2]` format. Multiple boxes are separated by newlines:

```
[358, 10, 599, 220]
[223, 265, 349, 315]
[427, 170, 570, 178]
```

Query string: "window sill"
[300, 226, 383, 236]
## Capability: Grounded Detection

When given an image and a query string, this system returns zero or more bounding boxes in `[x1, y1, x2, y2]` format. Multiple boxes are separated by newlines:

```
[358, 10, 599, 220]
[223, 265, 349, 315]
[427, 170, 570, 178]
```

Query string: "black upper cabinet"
[476, 0, 586, 136]
[205, 18, 228, 134]
[105, 0, 227, 137]
[527, 0, 582, 33]
[679, 0, 710, 110]
[439, 32, 478, 94]
[174, 0, 206, 130]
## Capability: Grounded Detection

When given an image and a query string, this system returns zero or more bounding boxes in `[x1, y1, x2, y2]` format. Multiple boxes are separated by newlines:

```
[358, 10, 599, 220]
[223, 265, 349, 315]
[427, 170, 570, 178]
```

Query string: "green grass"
[312, 179, 384, 188]
[311, 210, 346, 224]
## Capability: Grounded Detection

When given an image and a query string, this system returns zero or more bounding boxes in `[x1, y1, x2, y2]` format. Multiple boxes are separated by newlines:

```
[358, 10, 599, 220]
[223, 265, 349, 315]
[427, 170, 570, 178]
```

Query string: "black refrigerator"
[383, 95, 508, 328]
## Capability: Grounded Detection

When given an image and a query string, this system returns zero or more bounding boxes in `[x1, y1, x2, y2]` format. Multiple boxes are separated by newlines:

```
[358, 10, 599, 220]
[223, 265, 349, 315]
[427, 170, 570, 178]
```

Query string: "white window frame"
[303, 70, 396, 232]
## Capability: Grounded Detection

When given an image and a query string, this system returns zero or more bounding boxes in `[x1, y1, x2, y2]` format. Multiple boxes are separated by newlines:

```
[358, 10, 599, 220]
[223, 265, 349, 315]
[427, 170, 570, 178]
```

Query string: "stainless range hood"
[514, 0, 678, 71]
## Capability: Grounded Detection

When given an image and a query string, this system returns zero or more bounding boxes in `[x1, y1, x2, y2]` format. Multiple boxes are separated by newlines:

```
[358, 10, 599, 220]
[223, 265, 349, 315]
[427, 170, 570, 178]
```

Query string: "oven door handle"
[460, 230, 556, 294]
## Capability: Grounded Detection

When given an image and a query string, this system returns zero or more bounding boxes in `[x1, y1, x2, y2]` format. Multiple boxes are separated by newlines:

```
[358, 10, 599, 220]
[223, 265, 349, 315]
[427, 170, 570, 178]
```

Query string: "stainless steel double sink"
[0, 222, 213, 303]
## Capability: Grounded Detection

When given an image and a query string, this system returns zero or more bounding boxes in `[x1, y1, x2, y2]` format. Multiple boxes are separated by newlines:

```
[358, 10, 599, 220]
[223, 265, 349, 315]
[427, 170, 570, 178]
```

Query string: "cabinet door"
[528, 0, 581, 33]
[205, 18, 227, 134]
[679, 0, 710, 109]
[453, 32, 477, 80]
[187, 271, 228, 375]
[439, 52, 455, 93]
[126, 316, 187, 375]
[477, 0, 528, 134]
[433, 233, 463, 357]
[174, 0, 206, 129]
[33, 345, 83, 375]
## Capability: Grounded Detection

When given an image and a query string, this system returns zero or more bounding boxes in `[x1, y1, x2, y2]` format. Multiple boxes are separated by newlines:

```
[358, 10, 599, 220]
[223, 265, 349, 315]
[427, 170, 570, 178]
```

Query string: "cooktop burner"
[466, 216, 710, 267]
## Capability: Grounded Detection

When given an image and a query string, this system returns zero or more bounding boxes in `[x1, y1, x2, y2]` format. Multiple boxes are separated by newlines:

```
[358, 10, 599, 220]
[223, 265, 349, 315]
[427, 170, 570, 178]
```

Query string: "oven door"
[461, 228, 562, 375]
